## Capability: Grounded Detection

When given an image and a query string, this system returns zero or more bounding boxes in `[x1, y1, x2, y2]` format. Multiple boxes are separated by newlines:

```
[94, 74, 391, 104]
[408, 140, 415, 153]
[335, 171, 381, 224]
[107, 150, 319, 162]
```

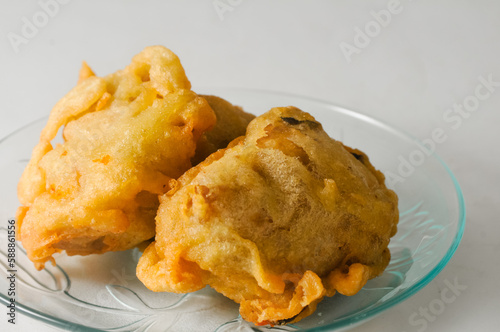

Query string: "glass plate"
[0, 88, 465, 332]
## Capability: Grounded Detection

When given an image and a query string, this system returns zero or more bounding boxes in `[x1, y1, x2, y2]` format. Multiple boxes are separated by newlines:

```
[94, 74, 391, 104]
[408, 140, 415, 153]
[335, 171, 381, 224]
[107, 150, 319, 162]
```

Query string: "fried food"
[136, 106, 399, 325]
[193, 95, 255, 165]
[16, 46, 217, 270]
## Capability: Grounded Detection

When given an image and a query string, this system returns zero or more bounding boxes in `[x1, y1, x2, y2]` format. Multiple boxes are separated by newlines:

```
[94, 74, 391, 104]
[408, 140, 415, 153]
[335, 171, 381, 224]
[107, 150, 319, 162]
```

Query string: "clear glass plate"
[0, 88, 465, 332]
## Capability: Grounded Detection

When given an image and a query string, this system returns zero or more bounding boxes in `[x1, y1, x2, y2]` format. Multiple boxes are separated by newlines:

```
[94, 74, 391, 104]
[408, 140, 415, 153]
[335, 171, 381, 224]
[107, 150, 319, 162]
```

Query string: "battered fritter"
[17, 46, 218, 270]
[137, 106, 399, 325]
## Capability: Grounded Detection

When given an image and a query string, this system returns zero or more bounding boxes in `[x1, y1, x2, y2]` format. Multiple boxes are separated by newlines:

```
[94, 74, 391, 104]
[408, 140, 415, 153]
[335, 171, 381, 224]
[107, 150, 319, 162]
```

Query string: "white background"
[1, 1, 499, 331]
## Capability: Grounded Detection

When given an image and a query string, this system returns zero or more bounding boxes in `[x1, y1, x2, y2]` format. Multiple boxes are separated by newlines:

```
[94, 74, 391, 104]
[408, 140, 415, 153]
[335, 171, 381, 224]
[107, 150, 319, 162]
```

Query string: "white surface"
[1, 1, 499, 331]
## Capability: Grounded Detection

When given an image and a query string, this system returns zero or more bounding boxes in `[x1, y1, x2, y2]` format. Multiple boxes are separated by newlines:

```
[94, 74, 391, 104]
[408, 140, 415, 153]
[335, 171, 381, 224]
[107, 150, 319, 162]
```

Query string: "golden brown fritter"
[136, 106, 399, 325]
[16, 46, 217, 270]
[193, 95, 255, 165]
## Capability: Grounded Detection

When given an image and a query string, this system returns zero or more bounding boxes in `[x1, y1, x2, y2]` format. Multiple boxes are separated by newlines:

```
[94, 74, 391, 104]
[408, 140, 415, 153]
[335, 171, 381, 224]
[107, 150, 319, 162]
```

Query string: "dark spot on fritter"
[276, 307, 307, 325]
[351, 152, 365, 163]
[281, 117, 301, 125]
[281, 117, 321, 130]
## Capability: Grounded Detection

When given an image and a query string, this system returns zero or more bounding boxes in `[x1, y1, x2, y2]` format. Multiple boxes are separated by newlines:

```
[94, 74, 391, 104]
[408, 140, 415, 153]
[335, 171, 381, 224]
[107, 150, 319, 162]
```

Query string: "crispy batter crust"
[137, 106, 399, 325]
[193, 95, 255, 165]
[17, 46, 216, 270]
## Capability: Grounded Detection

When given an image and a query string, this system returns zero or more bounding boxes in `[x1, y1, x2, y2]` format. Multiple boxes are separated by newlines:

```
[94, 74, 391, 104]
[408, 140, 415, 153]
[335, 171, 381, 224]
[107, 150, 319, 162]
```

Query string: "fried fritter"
[193, 95, 255, 165]
[16, 46, 217, 270]
[136, 106, 399, 325]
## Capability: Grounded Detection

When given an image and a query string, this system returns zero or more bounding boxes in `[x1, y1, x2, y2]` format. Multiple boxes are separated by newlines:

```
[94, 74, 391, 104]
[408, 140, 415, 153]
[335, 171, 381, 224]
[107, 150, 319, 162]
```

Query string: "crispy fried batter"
[16, 46, 217, 270]
[137, 106, 399, 325]
[193, 95, 255, 165]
